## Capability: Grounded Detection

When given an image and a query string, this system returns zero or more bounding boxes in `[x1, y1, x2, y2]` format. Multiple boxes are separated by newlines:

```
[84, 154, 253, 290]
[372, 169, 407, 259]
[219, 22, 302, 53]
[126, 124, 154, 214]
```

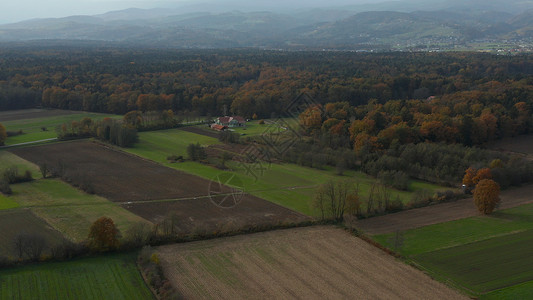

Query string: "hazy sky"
[0, 0, 387, 24]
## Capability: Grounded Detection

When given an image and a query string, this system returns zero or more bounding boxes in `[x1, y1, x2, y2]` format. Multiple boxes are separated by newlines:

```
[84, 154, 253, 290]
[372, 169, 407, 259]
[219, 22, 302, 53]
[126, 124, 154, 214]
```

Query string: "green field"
[8, 179, 151, 242]
[415, 230, 533, 293]
[0, 194, 19, 210]
[482, 281, 533, 299]
[0, 150, 41, 179]
[126, 127, 447, 216]
[373, 202, 533, 296]
[2, 111, 119, 146]
[0, 253, 154, 300]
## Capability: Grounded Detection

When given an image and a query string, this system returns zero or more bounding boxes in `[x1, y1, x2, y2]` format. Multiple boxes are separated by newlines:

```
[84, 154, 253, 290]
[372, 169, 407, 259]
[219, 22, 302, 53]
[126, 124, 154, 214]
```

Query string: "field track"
[180, 126, 220, 138]
[356, 184, 533, 235]
[158, 226, 466, 299]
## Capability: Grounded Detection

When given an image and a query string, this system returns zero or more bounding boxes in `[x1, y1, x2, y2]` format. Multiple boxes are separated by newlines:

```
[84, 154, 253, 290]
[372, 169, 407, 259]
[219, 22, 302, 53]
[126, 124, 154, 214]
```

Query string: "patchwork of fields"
[158, 226, 466, 299]
[2, 108, 533, 299]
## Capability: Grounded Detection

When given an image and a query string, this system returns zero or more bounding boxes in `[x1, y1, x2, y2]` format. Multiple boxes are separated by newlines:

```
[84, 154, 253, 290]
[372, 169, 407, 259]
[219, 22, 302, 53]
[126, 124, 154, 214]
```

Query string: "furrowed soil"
[124, 196, 309, 234]
[11, 140, 233, 202]
[356, 184, 533, 235]
[158, 226, 467, 300]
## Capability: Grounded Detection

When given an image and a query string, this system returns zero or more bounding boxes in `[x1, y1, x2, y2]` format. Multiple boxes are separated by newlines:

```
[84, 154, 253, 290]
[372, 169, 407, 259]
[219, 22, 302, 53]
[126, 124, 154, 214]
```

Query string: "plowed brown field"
[158, 226, 466, 299]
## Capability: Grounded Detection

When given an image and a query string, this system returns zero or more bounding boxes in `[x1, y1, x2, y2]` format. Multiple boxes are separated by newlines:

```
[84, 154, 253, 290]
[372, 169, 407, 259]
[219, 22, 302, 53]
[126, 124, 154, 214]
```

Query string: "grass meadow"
[9, 179, 151, 242]
[1, 111, 118, 146]
[126, 127, 448, 216]
[0, 253, 153, 300]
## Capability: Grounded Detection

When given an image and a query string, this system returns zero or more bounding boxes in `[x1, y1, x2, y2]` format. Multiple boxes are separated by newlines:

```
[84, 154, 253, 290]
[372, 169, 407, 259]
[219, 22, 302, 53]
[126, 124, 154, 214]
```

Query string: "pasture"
[126, 127, 448, 216]
[373, 202, 533, 297]
[0, 253, 153, 300]
[0, 109, 118, 146]
[414, 230, 533, 294]
[157, 226, 466, 299]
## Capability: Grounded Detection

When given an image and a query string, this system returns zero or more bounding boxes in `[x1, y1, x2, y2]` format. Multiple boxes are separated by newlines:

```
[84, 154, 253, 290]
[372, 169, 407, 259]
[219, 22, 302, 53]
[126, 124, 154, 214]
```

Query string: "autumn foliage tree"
[88, 217, 121, 252]
[463, 167, 493, 189]
[0, 122, 6, 146]
[473, 179, 501, 214]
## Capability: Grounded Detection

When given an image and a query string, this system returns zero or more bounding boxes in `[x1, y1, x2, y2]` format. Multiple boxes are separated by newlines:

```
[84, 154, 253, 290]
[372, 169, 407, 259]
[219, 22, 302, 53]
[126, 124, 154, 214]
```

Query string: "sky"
[0, 0, 387, 24]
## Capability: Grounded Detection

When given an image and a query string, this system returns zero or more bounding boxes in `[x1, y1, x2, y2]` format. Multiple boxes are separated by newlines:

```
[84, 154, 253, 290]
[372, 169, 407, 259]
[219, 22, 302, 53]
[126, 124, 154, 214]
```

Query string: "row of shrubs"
[0, 167, 34, 195]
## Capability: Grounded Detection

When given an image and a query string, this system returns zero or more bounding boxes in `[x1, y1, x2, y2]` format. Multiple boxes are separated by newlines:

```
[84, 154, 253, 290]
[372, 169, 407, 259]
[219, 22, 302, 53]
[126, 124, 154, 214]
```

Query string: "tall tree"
[473, 179, 500, 215]
[88, 217, 121, 251]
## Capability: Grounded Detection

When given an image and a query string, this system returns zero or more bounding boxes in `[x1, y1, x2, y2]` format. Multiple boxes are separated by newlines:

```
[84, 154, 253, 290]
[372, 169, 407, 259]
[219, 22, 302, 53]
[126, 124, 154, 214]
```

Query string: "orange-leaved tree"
[473, 179, 500, 215]
[0, 123, 6, 146]
[472, 168, 492, 185]
[88, 217, 121, 251]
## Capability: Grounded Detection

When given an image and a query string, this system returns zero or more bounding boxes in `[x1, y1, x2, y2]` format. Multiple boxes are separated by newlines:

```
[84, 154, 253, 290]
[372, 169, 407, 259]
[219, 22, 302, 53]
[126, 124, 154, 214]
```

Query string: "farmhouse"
[214, 116, 246, 127]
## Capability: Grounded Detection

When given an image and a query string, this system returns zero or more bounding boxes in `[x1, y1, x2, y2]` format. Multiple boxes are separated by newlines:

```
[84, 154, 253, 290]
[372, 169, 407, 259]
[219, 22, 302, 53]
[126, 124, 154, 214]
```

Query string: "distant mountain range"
[0, 0, 532, 49]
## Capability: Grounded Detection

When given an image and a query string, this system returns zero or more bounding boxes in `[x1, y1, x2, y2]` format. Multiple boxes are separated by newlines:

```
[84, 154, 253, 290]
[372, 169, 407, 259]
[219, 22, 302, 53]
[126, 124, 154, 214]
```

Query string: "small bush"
[0, 179, 12, 195]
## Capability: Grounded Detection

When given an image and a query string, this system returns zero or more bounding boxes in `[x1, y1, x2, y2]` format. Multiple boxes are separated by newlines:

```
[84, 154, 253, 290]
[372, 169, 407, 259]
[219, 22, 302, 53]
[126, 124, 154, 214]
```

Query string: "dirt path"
[356, 184, 533, 235]
[158, 226, 466, 299]
[179, 125, 220, 138]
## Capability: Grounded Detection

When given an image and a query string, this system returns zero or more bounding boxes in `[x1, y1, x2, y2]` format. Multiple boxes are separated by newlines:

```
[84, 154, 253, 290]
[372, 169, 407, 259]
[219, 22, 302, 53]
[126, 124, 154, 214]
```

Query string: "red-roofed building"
[214, 116, 246, 127]
[210, 124, 228, 131]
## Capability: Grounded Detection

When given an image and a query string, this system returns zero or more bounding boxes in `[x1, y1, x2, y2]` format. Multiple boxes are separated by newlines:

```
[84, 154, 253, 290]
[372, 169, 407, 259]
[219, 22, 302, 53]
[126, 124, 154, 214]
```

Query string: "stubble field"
[157, 226, 466, 299]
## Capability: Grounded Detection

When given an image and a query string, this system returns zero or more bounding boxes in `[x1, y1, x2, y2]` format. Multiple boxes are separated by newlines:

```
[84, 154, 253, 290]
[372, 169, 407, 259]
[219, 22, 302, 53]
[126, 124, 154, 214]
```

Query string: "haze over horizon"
[0, 0, 387, 24]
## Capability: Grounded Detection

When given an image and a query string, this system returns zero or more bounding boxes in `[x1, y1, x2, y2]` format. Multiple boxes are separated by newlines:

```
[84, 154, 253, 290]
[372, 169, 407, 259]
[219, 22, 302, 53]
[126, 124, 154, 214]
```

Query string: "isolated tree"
[0, 122, 6, 146]
[473, 179, 501, 215]
[39, 163, 49, 179]
[88, 217, 121, 251]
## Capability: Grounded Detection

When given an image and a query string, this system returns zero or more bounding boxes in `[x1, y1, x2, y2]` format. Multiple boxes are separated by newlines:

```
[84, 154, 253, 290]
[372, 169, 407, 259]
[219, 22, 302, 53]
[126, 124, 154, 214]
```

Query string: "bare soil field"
[356, 184, 533, 235]
[0, 109, 79, 122]
[124, 196, 309, 233]
[11, 141, 308, 231]
[158, 226, 466, 299]
[180, 126, 220, 138]
[11, 140, 234, 202]
[0, 209, 67, 258]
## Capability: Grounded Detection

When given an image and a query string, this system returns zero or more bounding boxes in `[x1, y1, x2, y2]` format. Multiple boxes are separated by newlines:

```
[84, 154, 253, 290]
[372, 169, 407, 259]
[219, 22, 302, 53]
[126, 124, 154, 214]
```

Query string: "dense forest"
[0, 48, 532, 119]
[1, 47, 533, 192]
